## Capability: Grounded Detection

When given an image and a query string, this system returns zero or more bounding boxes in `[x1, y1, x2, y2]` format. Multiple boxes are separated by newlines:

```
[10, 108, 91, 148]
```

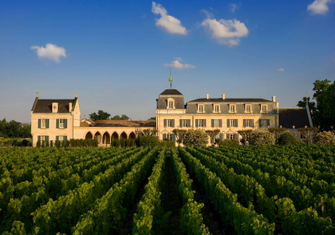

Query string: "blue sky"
[0, 0, 334, 123]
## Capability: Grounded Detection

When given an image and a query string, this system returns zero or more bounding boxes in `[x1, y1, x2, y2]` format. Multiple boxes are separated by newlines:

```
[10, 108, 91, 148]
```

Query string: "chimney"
[222, 94, 225, 100]
[52, 102, 58, 113]
[36, 92, 39, 98]
[272, 96, 276, 102]
[206, 94, 209, 99]
[76, 92, 78, 98]
[69, 102, 72, 112]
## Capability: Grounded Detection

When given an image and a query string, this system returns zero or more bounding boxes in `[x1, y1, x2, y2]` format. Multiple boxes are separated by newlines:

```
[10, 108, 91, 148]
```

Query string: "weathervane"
[168, 68, 174, 89]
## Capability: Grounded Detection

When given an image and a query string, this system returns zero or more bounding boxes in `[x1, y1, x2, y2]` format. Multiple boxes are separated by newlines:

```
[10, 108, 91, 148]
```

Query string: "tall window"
[213, 104, 220, 113]
[199, 119, 205, 127]
[167, 119, 174, 127]
[227, 119, 238, 127]
[261, 105, 267, 113]
[213, 119, 220, 127]
[167, 98, 175, 109]
[244, 119, 254, 127]
[245, 104, 251, 113]
[180, 119, 190, 127]
[198, 104, 204, 113]
[229, 104, 236, 113]
[41, 119, 47, 128]
[168, 101, 173, 109]
[59, 119, 65, 128]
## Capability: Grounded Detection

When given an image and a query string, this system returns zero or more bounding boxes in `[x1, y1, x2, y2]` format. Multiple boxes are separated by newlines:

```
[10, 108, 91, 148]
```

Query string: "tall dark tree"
[317, 81, 335, 131]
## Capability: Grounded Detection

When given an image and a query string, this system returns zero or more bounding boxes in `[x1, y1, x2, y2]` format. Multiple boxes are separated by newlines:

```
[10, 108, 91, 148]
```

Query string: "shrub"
[183, 129, 208, 147]
[55, 140, 61, 148]
[249, 131, 275, 146]
[136, 135, 159, 148]
[36, 140, 41, 148]
[49, 140, 53, 147]
[120, 139, 126, 148]
[278, 132, 303, 145]
[218, 139, 239, 147]
[313, 131, 335, 144]
[160, 140, 175, 147]
[126, 139, 135, 147]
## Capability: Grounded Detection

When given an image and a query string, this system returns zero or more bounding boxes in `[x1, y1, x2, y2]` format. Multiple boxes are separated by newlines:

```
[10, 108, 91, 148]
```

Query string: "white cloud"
[307, 0, 333, 15]
[229, 3, 241, 13]
[31, 43, 67, 62]
[277, 68, 285, 72]
[201, 17, 248, 46]
[152, 2, 187, 35]
[164, 58, 195, 70]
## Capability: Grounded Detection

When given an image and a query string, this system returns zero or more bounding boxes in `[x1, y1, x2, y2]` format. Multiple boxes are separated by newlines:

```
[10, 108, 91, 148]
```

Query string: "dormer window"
[229, 104, 236, 113]
[245, 104, 252, 113]
[197, 104, 204, 113]
[213, 104, 220, 113]
[167, 98, 175, 109]
[261, 104, 267, 113]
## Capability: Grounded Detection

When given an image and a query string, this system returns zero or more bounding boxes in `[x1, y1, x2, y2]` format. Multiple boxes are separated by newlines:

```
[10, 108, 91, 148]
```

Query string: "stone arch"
[129, 132, 136, 140]
[120, 132, 127, 140]
[111, 132, 119, 140]
[85, 132, 93, 140]
[94, 131, 102, 143]
[102, 132, 110, 144]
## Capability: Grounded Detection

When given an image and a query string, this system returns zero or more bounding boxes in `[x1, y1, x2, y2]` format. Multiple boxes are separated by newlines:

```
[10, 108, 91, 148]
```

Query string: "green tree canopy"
[89, 110, 111, 121]
[0, 118, 31, 138]
[110, 114, 129, 120]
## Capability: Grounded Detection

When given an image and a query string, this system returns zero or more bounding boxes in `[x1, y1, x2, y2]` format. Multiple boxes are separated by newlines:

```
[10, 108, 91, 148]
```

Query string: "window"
[167, 98, 175, 109]
[227, 119, 238, 127]
[38, 119, 49, 129]
[59, 119, 65, 128]
[261, 105, 267, 113]
[226, 133, 239, 140]
[40, 136, 47, 141]
[211, 119, 222, 128]
[164, 119, 175, 127]
[198, 104, 204, 113]
[213, 104, 220, 113]
[56, 119, 67, 129]
[180, 119, 191, 127]
[243, 119, 254, 127]
[259, 119, 270, 127]
[245, 104, 252, 113]
[229, 104, 236, 113]
[57, 136, 67, 141]
[163, 133, 176, 142]
[196, 119, 206, 127]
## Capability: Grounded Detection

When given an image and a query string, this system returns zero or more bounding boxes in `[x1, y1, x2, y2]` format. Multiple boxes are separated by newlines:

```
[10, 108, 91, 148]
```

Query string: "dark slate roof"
[93, 120, 156, 127]
[159, 89, 183, 96]
[188, 98, 272, 103]
[32, 99, 75, 113]
[279, 108, 310, 128]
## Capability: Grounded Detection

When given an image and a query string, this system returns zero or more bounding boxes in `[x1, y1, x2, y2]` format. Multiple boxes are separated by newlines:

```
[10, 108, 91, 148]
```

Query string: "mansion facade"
[30, 88, 312, 146]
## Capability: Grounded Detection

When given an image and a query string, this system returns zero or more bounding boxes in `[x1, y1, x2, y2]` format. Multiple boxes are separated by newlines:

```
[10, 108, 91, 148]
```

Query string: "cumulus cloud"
[229, 3, 241, 13]
[152, 2, 187, 35]
[30, 43, 67, 62]
[307, 0, 333, 15]
[164, 58, 195, 70]
[277, 68, 285, 72]
[201, 16, 248, 46]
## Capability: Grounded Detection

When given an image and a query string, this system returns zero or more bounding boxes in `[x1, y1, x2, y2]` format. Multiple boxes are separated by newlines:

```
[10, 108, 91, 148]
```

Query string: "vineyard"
[0, 145, 335, 234]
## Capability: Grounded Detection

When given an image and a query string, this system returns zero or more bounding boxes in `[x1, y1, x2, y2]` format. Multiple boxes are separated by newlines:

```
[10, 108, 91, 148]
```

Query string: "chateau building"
[30, 88, 312, 146]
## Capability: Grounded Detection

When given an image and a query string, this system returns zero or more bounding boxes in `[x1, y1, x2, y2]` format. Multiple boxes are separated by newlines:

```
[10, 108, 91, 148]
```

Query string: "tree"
[249, 131, 275, 146]
[183, 129, 208, 147]
[313, 131, 335, 144]
[172, 129, 187, 146]
[148, 117, 156, 120]
[89, 110, 111, 121]
[142, 129, 158, 136]
[205, 129, 220, 146]
[111, 114, 129, 120]
[297, 96, 317, 123]
[268, 127, 287, 144]
[237, 130, 253, 145]
[298, 127, 318, 144]
[316, 81, 335, 131]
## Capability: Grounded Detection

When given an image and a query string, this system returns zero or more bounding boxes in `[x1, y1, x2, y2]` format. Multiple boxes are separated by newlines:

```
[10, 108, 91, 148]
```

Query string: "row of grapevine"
[188, 147, 334, 234]
[178, 147, 276, 234]
[132, 148, 168, 234]
[1, 147, 151, 234]
[72, 147, 159, 234]
[200, 147, 335, 221]
[0, 148, 140, 223]
[171, 147, 211, 235]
